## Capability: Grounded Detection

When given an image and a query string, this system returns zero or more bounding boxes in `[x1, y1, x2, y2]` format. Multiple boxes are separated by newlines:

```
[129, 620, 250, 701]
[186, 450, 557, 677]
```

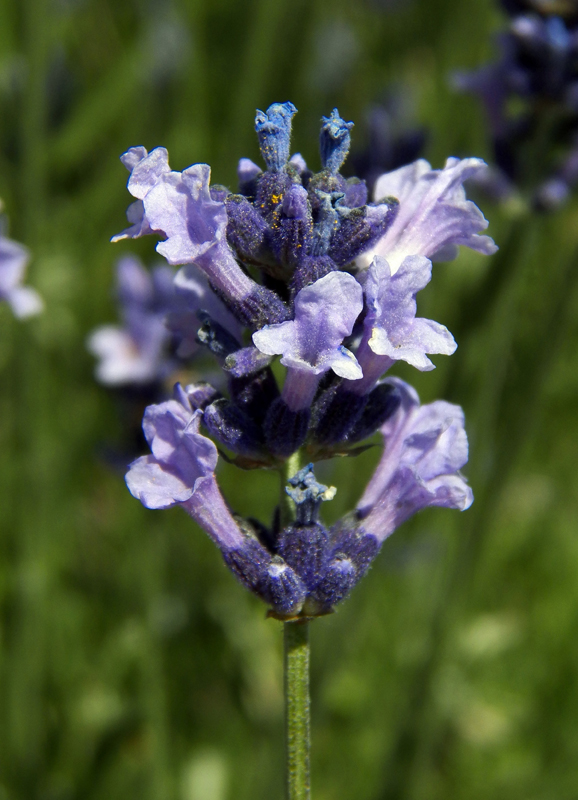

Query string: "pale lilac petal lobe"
[374, 159, 432, 205]
[144, 164, 227, 265]
[142, 399, 193, 460]
[408, 318, 457, 356]
[328, 346, 364, 380]
[127, 147, 171, 199]
[252, 320, 296, 357]
[111, 201, 151, 242]
[126, 455, 194, 509]
[120, 146, 148, 171]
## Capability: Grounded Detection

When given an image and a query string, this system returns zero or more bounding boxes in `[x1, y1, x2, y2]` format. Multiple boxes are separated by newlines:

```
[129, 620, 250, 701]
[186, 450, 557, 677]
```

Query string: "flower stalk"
[284, 619, 311, 800]
[280, 449, 311, 799]
[279, 450, 301, 528]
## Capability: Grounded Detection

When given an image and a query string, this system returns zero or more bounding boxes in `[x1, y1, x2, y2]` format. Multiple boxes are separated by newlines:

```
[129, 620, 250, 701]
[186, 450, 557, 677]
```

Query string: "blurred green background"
[1, 0, 578, 798]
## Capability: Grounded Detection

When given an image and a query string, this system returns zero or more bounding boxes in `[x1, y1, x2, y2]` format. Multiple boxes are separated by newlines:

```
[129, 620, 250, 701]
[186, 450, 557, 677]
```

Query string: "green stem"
[279, 451, 311, 798]
[284, 620, 311, 800]
[279, 450, 302, 528]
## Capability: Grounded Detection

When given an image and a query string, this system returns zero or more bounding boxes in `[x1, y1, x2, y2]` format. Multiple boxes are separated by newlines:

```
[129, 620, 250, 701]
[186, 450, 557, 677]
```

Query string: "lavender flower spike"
[359, 157, 498, 273]
[117, 102, 481, 621]
[348, 255, 456, 395]
[126, 385, 307, 615]
[253, 271, 363, 411]
[0, 230, 43, 318]
[357, 378, 473, 541]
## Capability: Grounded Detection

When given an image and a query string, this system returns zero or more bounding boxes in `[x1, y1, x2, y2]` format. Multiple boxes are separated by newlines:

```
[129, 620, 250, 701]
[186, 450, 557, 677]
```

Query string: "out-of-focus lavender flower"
[455, 1, 578, 209]
[349, 96, 427, 196]
[88, 255, 180, 387]
[0, 216, 43, 318]
[88, 255, 239, 387]
[168, 265, 242, 358]
[501, 1, 578, 23]
[114, 102, 492, 617]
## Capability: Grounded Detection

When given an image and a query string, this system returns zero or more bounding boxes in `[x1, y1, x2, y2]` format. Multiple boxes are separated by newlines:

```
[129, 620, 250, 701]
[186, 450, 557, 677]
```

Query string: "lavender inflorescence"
[114, 102, 495, 619]
[456, 0, 578, 209]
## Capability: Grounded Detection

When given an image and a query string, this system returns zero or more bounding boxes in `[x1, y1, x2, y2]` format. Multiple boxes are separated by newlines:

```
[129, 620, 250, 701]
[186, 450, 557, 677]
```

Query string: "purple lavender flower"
[253, 271, 363, 410]
[252, 270, 364, 457]
[126, 385, 307, 615]
[114, 102, 491, 616]
[88, 255, 179, 386]
[0, 223, 43, 318]
[113, 148, 289, 328]
[358, 158, 497, 272]
[346, 255, 457, 396]
[296, 379, 473, 612]
[356, 378, 473, 542]
[88, 255, 241, 387]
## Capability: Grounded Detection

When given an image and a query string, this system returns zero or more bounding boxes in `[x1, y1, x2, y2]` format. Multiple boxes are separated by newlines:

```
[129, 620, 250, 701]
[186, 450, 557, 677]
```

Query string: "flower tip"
[321, 108, 354, 134]
[320, 108, 354, 174]
[459, 484, 474, 511]
[119, 146, 147, 172]
[254, 102, 298, 171]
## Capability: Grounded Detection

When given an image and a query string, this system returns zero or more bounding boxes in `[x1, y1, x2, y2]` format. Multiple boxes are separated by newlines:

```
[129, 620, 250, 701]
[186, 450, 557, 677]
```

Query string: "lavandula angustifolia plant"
[112, 102, 495, 798]
[455, 0, 578, 209]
